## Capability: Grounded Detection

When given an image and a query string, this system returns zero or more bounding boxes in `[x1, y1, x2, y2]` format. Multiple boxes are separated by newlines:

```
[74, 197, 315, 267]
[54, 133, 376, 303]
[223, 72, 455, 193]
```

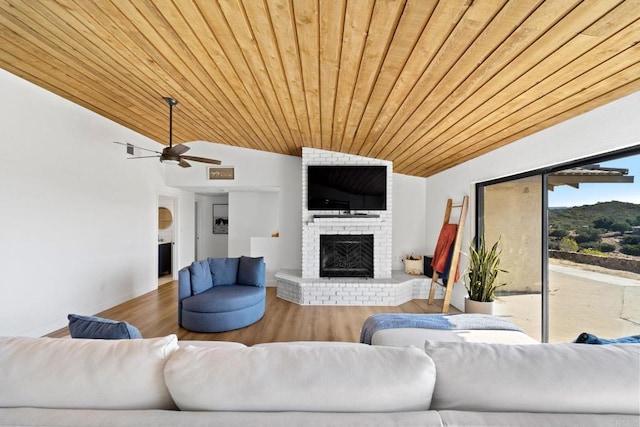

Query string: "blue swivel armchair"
[178, 256, 266, 333]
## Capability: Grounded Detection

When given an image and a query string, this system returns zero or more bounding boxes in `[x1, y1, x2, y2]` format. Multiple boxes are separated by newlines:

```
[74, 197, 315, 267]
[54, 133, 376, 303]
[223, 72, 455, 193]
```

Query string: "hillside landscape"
[548, 201, 640, 256]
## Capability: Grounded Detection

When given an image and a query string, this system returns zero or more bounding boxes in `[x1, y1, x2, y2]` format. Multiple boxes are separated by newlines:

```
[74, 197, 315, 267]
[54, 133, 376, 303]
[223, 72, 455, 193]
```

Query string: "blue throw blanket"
[360, 313, 524, 345]
[574, 332, 640, 344]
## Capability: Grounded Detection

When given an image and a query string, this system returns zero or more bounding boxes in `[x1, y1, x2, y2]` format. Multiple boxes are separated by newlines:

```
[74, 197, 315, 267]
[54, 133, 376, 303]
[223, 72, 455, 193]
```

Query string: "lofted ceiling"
[1, 0, 639, 177]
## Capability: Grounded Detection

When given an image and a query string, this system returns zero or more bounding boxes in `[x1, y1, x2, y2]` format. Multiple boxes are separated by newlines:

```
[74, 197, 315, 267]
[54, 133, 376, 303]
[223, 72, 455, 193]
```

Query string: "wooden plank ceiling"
[1, 0, 639, 177]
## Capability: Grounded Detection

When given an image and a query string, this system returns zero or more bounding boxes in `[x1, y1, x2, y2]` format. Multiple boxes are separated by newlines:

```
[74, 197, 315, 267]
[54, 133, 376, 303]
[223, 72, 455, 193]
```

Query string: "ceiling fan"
[114, 97, 221, 168]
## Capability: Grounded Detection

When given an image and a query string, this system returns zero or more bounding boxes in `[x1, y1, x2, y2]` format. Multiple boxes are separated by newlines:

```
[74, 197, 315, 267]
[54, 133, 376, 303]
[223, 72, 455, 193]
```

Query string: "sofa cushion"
[164, 343, 436, 412]
[181, 285, 265, 313]
[208, 257, 239, 286]
[67, 314, 142, 339]
[237, 255, 265, 287]
[0, 335, 179, 410]
[424, 341, 640, 415]
[189, 260, 213, 294]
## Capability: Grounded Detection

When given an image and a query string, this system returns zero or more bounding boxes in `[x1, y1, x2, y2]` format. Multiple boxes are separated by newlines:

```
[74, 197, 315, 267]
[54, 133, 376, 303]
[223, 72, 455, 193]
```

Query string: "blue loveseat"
[178, 256, 266, 332]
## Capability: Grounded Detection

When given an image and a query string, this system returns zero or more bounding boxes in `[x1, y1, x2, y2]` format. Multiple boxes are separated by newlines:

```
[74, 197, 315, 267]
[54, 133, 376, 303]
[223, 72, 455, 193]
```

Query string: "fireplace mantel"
[306, 217, 385, 227]
[312, 214, 380, 219]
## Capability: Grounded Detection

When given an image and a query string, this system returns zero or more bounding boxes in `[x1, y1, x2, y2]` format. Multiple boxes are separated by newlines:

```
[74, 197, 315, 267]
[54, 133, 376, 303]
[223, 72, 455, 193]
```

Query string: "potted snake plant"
[464, 234, 507, 314]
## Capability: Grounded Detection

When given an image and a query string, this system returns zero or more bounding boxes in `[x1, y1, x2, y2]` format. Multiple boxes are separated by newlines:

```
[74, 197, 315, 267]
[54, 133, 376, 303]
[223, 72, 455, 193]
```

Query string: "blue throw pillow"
[67, 314, 142, 339]
[208, 257, 239, 286]
[190, 260, 213, 294]
[574, 332, 640, 344]
[237, 256, 265, 287]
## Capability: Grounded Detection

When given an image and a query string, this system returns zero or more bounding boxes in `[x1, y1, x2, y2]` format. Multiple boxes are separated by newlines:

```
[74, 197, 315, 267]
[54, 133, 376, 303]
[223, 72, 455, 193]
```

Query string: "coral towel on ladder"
[431, 224, 460, 282]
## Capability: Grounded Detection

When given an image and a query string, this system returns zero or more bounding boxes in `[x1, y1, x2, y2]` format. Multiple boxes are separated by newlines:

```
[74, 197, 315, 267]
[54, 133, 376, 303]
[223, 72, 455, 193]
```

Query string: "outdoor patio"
[495, 259, 640, 342]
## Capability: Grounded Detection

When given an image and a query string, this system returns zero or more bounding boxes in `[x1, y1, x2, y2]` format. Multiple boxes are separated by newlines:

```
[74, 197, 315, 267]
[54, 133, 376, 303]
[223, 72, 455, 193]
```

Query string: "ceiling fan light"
[160, 152, 180, 165]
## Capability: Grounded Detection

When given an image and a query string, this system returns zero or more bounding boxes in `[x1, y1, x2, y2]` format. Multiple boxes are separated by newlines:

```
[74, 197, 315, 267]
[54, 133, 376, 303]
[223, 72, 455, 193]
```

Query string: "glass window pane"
[548, 155, 640, 343]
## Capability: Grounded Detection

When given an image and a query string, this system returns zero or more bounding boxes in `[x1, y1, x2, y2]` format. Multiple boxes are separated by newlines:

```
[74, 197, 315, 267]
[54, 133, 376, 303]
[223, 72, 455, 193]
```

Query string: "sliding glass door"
[547, 155, 640, 343]
[477, 147, 640, 342]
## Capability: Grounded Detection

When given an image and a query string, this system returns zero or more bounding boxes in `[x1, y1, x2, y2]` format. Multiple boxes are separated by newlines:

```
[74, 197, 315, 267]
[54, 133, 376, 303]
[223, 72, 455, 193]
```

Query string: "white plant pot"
[464, 298, 494, 315]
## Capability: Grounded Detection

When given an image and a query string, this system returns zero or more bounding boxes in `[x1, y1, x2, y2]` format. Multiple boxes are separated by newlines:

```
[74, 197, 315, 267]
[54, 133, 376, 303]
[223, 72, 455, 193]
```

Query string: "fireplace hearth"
[320, 234, 374, 278]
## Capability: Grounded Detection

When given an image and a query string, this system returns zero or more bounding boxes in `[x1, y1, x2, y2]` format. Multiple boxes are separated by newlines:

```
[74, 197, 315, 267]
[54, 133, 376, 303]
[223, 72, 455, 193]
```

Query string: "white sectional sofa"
[0, 334, 638, 426]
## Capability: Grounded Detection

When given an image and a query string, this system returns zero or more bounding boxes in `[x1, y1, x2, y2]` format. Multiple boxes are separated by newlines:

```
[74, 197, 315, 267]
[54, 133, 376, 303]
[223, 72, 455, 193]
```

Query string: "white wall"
[392, 173, 428, 270]
[176, 192, 196, 270]
[228, 191, 279, 256]
[228, 191, 280, 286]
[425, 90, 640, 311]
[0, 69, 194, 336]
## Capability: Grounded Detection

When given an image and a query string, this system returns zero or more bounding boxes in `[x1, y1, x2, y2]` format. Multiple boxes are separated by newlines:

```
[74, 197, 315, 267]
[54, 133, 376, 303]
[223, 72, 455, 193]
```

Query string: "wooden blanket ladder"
[428, 196, 468, 313]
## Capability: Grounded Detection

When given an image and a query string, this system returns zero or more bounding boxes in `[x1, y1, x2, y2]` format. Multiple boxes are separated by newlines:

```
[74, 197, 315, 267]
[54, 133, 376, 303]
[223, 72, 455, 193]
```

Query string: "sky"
[548, 153, 640, 208]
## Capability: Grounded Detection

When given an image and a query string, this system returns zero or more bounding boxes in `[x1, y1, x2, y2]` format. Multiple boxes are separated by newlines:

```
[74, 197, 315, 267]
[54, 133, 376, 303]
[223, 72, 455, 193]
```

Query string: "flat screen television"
[307, 165, 387, 211]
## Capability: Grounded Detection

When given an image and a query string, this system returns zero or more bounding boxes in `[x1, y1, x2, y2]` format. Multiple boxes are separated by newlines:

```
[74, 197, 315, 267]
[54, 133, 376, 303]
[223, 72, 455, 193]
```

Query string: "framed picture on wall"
[213, 204, 228, 234]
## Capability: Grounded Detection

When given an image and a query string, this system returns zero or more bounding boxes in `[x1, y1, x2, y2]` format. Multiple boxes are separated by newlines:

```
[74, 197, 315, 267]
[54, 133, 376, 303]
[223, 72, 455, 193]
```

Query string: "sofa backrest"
[3, 335, 637, 415]
[164, 343, 435, 412]
[0, 335, 179, 410]
[425, 341, 640, 415]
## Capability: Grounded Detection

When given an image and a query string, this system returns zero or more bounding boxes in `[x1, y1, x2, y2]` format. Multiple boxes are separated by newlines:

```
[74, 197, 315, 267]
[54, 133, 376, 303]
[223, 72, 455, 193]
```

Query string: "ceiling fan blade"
[166, 144, 190, 155]
[181, 155, 222, 165]
[118, 99, 215, 171]
[113, 141, 161, 155]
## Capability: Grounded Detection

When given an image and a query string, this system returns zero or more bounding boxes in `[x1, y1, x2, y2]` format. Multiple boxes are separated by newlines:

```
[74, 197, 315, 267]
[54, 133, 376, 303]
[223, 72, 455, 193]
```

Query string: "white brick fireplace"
[301, 148, 393, 279]
[275, 148, 432, 306]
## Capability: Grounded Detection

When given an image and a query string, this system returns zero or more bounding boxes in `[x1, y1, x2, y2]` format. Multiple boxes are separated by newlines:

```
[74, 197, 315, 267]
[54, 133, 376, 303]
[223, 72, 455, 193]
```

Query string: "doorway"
[158, 195, 177, 286]
[194, 193, 229, 260]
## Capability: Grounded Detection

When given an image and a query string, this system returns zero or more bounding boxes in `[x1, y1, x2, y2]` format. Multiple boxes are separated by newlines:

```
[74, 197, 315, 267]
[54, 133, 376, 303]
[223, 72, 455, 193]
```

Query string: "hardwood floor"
[47, 282, 458, 345]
